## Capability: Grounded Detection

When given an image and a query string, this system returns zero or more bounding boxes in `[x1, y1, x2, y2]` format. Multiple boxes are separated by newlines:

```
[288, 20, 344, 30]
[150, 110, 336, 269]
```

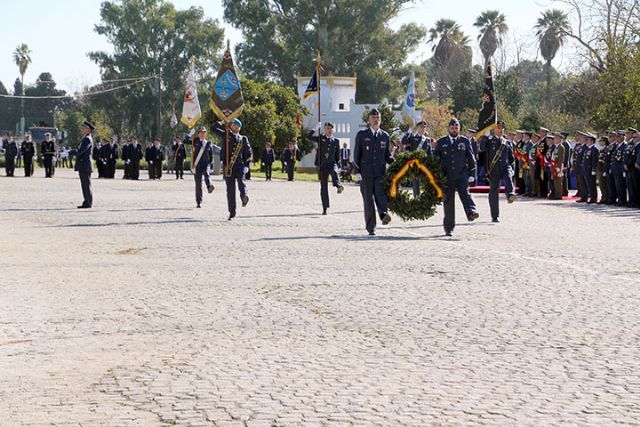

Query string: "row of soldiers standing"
[3, 133, 55, 177]
[511, 127, 640, 207]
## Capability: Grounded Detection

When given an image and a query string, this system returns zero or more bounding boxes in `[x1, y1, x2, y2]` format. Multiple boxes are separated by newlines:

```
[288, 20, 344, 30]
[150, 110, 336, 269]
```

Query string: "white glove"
[243, 166, 249, 175]
[188, 128, 196, 137]
[149, 160, 153, 164]
[356, 173, 363, 181]
[468, 176, 475, 183]
[315, 121, 322, 130]
[126, 160, 131, 165]
[591, 171, 596, 176]
[284, 162, 287, 166]
[603, 172, 607, 177]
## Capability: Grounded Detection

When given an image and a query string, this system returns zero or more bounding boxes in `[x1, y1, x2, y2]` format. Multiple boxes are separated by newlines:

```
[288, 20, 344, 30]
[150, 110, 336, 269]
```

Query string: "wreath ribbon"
[389, 158, 443, 199]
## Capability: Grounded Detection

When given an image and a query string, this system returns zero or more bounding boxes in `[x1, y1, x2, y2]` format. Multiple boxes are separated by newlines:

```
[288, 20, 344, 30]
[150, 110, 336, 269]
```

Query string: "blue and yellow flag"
[210, 43, 244, 123]
[303, 68, 319, 100]
[401, 71, 416, 127]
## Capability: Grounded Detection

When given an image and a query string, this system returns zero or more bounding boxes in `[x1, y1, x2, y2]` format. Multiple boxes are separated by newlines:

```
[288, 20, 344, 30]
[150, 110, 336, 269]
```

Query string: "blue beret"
[368, 108, 381, 116]
[232, 118, 242, 128]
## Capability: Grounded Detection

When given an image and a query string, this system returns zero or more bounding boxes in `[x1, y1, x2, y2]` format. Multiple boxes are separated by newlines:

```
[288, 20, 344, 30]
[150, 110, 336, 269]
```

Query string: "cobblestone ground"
[1, 169, 640, 427]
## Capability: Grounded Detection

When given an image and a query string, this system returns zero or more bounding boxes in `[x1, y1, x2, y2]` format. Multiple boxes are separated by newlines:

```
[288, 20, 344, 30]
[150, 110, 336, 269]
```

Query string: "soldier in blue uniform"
[41, 133, 56, 178]
[308, 121, 345, 215]
[216, 119, 252, 220]
[353, 108, 394, 236]
[433, 118, 479, 236]
[479, 120, 516, 223]
[402, 120, 432, 197]
[623, 128, 639, 208]
[191, 126, 215, 208]
[172, 136, 187, 180]
[560, 132, 571, 196]
[283, 142, 298, 181]
[75, 120, 95, 208]
[4, 135, 17, 177]
[104, 137, 118, 179]
[573, 132, 586, 199]
[611, 130, 628, 206]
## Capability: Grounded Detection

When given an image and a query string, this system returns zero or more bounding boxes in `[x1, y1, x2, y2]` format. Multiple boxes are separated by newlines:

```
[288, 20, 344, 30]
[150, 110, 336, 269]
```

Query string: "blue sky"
[0, 0, 569, 93]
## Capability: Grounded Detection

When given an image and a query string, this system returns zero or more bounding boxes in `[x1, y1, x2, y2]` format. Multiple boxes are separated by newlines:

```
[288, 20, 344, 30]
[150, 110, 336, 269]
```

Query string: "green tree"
[0, 81, 7, 95]
[427, 19, 472, 103]
[222, 0, 425, 104]
[361, 104, 401, 133]
[204, 79, 308, 161]
[451, 65, 484, 114]
[24, 72, 68, 127]
[474, 10, 508, 66]
[535, 9, 569, 96]
[89, 0, 225, 139]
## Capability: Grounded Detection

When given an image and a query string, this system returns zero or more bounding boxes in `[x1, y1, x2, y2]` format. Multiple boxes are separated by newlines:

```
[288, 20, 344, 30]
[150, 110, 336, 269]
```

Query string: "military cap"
[627, 127, 638, 133]
[586, 132, 597, 140]
[416, 120, 427, 127]
[467, 128, 477, 133]
[539, 127, 549, 132]
[524, 131, 533, 137]
[231, 118, 243, 128]
[560, 131, 570, 137]
[198, 126, 207, 132]
[497, 120, 506, 127]
[368, 108, 381, 116]
[324, 122, 334, 128]
[448, 117, 460, 126]
[82, 120, 96, 130]
[617, 130, 626, 135]
[576, 131, 587, 136]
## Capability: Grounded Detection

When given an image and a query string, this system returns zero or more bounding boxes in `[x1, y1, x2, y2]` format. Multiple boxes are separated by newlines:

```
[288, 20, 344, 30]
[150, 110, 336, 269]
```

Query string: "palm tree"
[535, 9, 569, 95]
[428, 19, 470, 67]
[474, 10, 508, 66]
[13, 43, 32, 133]
[428, 19, 472, 103]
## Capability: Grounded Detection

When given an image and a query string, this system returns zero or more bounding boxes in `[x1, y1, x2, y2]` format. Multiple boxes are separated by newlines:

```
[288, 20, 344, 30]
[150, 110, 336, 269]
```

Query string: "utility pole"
[156, 74, 162, 140]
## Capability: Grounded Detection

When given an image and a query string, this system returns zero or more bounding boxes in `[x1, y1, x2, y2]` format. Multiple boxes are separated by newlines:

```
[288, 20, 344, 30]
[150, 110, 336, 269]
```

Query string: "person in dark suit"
[75, 120, 95, 208]
[261, 140, 276, 181]
[192, 126, 215, 208]
[41, 133, 56, 178]
[340, 143, 351, 168]
[433, 118, 479, 236]
[4, 135, 18, 177]
[173, 136, 187, 179]
[21, 134, 35, 177]
[121, 138, 130, 179]
[353, 108, 394, 236]
[151, 138, 164, 179]
[283, 142, 298, 181]
[308, 121, 344, 215]
[216, 119, 252, 220]
[144, 142, 154, 179]
[127, 137, 143, 180]
[104, 137, 118, 178]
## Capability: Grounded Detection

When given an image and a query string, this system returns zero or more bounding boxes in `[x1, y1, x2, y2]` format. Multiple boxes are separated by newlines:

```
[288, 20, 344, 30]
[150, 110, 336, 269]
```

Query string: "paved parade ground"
[1, 169, 640, 426]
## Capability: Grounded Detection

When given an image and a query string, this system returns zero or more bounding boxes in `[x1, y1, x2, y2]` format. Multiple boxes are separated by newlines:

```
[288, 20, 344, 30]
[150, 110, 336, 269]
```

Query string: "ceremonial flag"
[170, 106, 178, 129]
[401, 71, 417, 127]
[303, 68, 319, 100]
[210, 42, 244, 123]
[477, 61, 497, 136]
[180, 59, 201, 129]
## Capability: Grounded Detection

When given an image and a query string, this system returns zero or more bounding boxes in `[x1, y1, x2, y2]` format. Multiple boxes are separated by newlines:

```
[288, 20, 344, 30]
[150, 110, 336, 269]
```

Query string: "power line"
[0, 75, 158, 100]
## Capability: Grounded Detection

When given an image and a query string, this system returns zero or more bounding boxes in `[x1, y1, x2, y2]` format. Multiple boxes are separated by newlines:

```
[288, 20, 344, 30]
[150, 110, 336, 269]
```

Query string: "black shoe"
[322, 208, 327, 215]
[77, 204, 91, 209]
[492, 218, 499, 223]
[196, 203, 201, 208]
[368, 231, 376, 236]
[241, 195, 249, 207]
[445, 230, 452, 236]
[207, 185, 214, 193]
[176, 176, 179, 180]
[467, 212, 479, 222]
[228, 214, 235, 220]
[576, 199, 587, 203]
[337, 185, 344, 194]
[381, 213, 391, 225]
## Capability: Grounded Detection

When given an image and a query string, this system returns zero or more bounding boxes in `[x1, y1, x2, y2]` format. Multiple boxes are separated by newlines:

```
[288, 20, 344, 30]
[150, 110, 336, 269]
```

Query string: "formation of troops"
[3, 114, 640, 235]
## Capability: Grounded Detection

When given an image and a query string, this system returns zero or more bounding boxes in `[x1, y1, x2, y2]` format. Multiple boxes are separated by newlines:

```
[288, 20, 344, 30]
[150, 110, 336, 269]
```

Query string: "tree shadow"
[42, 218, 204, 228]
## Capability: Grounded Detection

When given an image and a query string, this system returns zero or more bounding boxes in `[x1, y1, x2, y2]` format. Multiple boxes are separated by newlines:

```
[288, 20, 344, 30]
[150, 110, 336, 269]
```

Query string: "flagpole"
[316, 52, 321, 176]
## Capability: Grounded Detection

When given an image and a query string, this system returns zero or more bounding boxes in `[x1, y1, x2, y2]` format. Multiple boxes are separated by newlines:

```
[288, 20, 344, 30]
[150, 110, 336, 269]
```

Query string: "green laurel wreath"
[382, 150, 447, 221]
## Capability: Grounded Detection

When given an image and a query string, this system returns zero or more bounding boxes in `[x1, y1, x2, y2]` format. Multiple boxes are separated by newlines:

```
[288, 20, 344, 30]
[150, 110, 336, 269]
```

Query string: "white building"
[296, 74, 404, 172]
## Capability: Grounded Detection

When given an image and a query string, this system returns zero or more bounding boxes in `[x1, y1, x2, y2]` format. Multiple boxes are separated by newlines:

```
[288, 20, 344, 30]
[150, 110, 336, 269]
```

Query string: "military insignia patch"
[458, 143, 465, 150]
